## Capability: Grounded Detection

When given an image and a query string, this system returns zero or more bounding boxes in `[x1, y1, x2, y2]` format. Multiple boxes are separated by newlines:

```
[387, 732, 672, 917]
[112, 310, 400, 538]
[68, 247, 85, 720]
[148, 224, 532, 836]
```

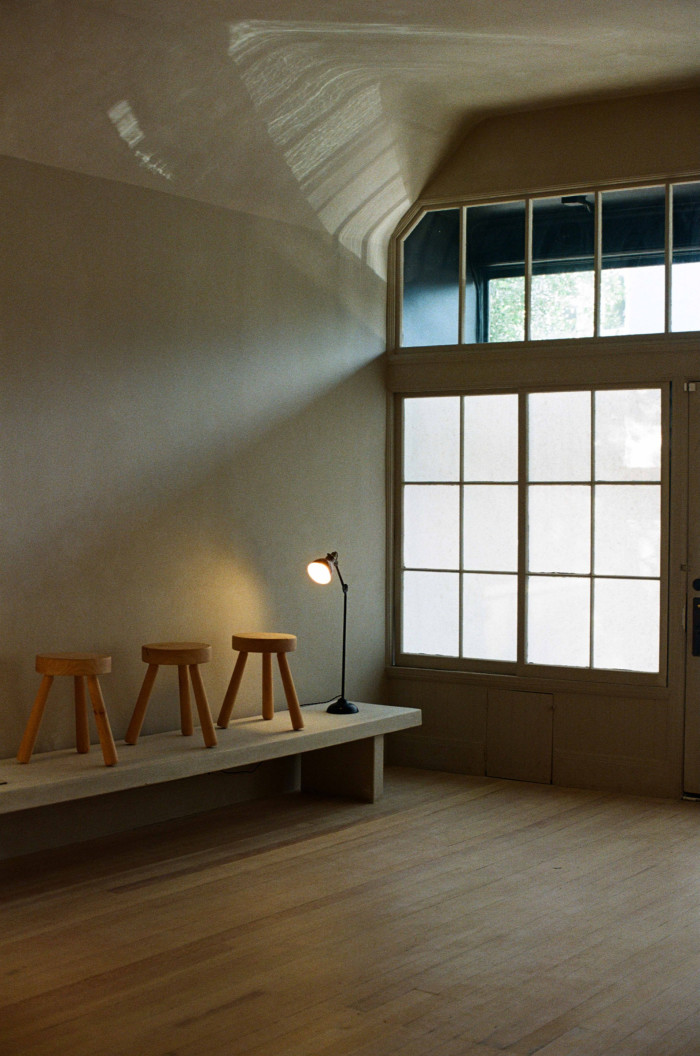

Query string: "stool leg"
[75, 676, 90, 754]
[277, 653, 304, 731]
[262, 653, 274, 720]
[17, 675, 54, 763]
[125, 663, 159, 745]
[189, 664, 217, 748]
[217, 652, 248, 728]
[178, 665, 193, 736]
[86, 675, 118, 767]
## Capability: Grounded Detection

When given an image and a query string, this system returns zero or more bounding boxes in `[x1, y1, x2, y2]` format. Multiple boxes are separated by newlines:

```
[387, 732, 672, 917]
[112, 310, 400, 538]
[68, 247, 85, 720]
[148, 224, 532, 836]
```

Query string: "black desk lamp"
[307, 551, 359, 714]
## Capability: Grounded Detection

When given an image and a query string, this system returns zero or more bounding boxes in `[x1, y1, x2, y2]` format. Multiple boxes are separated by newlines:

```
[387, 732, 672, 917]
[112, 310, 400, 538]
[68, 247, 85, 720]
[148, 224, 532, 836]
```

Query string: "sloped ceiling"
[2, 0, 699, 272]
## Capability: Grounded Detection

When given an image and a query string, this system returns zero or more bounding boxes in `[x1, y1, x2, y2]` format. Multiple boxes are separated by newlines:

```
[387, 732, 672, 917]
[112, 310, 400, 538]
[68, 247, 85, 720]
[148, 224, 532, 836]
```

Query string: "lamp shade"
[307, 558, 333, 585]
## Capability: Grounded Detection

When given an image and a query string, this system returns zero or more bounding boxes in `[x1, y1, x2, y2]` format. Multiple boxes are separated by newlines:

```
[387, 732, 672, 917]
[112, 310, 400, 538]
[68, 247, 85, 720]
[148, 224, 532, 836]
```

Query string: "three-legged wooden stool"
[218, 633, 304, 731]
[125, 642, 217, 748]
[17, 653, 118, 766]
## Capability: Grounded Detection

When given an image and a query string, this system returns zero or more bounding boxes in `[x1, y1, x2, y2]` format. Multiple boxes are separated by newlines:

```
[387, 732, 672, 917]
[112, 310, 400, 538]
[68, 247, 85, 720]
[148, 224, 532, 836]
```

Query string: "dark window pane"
[466, 201, 525, 342]
[672, 182, 700, 332]
[601, 186, 665, 336]
[402, 209, 460, 347]
[532, 196, 594, 339]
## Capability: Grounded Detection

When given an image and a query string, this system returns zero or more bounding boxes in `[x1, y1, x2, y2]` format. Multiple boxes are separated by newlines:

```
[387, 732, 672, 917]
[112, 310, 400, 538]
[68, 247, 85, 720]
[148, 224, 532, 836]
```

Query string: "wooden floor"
[2, 769, 700, 1056]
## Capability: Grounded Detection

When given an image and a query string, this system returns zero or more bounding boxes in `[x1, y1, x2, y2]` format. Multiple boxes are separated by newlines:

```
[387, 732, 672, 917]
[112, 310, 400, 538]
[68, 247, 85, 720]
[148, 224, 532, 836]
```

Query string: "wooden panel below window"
[486, 689, 553, 783]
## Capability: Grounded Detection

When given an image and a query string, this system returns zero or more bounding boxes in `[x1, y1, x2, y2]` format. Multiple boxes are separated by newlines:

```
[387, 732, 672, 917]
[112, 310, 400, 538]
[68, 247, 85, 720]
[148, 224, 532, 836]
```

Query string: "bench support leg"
[300, 735, 384, 802]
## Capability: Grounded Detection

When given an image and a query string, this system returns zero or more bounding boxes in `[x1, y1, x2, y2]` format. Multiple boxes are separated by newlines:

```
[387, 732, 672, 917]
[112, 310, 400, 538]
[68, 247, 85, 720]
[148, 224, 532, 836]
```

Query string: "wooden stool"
[17, 653, 118, 766]
[218, 633, 304, 731]
[125, 642, 217, 748]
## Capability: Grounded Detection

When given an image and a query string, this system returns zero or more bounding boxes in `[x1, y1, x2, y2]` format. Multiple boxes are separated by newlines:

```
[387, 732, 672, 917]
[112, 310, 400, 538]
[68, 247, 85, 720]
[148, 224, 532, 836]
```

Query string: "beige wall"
[0, 156, 388, 851]
[422, 87, 700, 201]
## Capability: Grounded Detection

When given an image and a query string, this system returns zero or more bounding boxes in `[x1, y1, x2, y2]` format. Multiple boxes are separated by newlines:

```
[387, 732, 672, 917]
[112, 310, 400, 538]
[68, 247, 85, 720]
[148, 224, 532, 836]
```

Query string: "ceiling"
[2, 0, 699, 271]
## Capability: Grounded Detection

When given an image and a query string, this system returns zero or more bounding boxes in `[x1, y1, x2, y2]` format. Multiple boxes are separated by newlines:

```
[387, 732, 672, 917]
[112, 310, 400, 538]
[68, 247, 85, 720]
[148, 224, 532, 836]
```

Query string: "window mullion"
[590, 390, 596, 668]
[459, 396, 465, 657]
[459, 207, 467, 345]
[524, 199, 533, 341]
[666, 182, 673, 333]
[518, 391, 528, 668]
[594, 191, 602, 337]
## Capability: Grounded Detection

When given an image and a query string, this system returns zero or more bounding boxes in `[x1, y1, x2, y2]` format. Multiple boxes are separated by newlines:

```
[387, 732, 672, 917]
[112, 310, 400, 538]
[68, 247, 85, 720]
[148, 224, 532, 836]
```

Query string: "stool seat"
[142, 642, 212, 666]
[231, 633, 296, 654]
[125, 641, 217, 748]
[18, 652, 118, 767]
[36, 653, 112, 676]
[218, 632, 304, 732]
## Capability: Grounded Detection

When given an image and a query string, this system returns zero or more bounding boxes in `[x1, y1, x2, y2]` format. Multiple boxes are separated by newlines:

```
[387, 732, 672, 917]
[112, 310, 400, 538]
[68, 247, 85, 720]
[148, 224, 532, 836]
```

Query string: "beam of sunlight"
[228, 20, 412, 278]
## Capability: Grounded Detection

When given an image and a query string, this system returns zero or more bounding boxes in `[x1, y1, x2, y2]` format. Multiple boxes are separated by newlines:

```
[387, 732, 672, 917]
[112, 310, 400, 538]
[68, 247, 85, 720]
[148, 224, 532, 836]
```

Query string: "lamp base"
[327, 697, 359, 715]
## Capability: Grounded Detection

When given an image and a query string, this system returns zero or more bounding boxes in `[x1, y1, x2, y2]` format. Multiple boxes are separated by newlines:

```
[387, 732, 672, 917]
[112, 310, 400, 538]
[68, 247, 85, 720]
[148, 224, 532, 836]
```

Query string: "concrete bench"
[0, 702, 421, 814]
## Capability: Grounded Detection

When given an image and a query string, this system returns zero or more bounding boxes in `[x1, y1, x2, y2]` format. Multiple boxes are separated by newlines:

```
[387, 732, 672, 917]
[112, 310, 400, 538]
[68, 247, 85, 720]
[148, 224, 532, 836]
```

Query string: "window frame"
[392, 180, 700, 351]
[393, 378, 671, 690]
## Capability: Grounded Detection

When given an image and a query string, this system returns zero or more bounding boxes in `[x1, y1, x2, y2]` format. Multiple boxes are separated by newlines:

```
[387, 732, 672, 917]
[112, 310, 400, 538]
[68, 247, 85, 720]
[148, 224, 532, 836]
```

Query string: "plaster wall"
[0, 156, 387, 853]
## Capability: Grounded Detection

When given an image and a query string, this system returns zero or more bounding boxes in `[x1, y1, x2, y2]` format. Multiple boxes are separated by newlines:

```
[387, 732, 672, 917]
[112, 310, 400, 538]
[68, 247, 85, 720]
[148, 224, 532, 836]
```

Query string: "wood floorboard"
[2, 768, 700, 1056]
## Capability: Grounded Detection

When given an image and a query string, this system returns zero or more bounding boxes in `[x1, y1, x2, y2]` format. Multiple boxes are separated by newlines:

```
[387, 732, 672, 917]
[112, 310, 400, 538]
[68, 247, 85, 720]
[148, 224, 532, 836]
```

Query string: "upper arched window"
[397, 182, 700, 348]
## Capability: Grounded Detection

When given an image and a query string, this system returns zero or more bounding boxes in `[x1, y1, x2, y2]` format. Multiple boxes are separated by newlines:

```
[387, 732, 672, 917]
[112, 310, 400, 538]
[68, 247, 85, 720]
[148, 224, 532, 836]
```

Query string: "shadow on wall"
[0, 159, 387, 757]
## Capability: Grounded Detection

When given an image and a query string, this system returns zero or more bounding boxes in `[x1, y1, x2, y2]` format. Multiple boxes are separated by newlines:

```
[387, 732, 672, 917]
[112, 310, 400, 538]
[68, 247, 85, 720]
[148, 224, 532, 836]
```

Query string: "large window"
[399, 182, 700, 347]
[399, 386, 666, 678]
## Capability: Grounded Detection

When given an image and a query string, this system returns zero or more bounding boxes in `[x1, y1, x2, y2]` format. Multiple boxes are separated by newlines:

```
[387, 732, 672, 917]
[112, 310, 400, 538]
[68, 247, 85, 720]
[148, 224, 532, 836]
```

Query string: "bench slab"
[0, 702, 421, 814]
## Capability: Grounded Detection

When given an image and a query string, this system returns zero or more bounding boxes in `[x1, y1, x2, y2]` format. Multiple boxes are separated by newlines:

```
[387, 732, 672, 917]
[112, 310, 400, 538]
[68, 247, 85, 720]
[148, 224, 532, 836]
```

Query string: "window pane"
[528, 485, 591, 573]
[404, 396, 460, 482]
[463, 573, 517, 661]
[488, 276, 525, 342]
[593, 578, 660, 672]
[465, 200, 526, 343]
[529, 391, 591, 481]
[594, 389, 661, 482]
[403, 485, 459, 569]
[402, 210, 460, 346]
[402, 571, 459, 655]
[672, 182, 700, 332]
[527, 576, 590, 667]
[463, 485, 518, 571]
[594, 485, 660, 577]
[464, 393, 518, 480]
[601, 186, 665, 336]
[531, 196, 594, 340]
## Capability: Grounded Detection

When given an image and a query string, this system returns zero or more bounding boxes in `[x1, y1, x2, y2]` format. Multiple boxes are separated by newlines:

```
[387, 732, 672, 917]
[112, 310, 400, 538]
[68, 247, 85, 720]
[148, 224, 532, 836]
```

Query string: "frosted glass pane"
[463, 573, 517, 661]
[528, 391, 591, 481]
[593, 579, 660, 672]
[594, 485, 660, 576]
[595, 389, 661, 481]
[403, 485, 460, 569]
[402, 571, 459, 656]
[529, 485, 591, 574]
[404, 397, 460, 482]
[463, 485, 518, 571]
[464, 394, 518, 481]
[527, 577, 590, 667]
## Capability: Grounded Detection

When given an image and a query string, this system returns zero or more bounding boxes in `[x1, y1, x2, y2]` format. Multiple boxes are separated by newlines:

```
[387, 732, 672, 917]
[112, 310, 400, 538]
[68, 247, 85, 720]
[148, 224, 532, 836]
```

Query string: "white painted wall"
[0, 156, 387, 844]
